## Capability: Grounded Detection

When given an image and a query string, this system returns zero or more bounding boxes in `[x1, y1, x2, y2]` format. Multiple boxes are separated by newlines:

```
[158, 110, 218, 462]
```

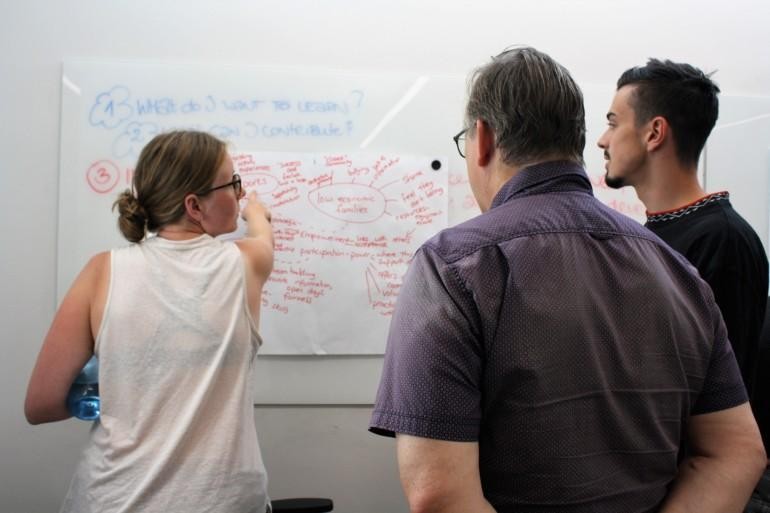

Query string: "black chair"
[271, 498, 333, 512]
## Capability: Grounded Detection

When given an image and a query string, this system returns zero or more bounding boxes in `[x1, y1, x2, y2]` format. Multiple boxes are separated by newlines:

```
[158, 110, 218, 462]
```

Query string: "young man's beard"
[605, 172, 626, 189]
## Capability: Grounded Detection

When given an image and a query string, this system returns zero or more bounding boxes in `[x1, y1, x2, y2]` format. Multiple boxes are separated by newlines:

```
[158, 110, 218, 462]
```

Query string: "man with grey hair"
[369, 46, 765, 512]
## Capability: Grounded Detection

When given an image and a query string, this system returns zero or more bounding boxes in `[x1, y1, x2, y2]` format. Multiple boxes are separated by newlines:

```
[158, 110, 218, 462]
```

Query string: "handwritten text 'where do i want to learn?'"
[87, 85, 367, 159]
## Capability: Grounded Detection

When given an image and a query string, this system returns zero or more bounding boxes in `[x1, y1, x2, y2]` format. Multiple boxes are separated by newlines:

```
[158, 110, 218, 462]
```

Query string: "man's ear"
[184, 193, 203, 222]
[645, 116, 669, 152]
[474, 119, 495, 167]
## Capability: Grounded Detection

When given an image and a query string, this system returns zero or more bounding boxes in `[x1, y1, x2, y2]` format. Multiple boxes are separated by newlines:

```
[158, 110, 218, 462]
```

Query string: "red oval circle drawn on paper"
[308, 183, 386, 224]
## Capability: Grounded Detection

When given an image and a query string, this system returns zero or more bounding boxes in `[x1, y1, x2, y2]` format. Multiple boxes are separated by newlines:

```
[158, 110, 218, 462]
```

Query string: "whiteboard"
[58, 61, 651, 400]
[59, 61, 460, 355]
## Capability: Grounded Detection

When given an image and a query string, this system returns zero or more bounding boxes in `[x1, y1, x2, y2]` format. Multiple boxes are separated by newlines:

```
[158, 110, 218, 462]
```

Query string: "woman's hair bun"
[113, 190, 149, 243]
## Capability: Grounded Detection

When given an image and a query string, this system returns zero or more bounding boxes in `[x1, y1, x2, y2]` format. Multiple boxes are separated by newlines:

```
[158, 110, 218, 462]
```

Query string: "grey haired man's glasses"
[453, 128, 468, 159]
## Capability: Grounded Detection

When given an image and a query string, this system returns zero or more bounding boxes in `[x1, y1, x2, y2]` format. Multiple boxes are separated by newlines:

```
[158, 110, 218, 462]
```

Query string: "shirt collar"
[645, 191, 729, 224]
[490, 160, 593, 210]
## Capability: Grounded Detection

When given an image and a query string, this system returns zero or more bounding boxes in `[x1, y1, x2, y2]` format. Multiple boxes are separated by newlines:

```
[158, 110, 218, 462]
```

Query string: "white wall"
[2, 1, 769, 512]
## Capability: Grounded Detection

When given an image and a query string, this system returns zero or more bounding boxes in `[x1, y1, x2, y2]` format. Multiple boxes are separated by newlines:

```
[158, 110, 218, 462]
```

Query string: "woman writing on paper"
[25, 130, 274, 513]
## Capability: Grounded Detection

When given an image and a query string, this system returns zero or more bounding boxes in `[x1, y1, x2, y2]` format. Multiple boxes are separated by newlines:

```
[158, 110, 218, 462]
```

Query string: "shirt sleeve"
[691, 297, 749, 415]
[369, 246, 484, 442]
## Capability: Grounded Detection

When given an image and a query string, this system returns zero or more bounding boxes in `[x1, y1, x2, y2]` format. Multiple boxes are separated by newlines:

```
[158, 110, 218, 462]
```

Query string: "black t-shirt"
[646, 194, 769, 403]
[757, 308, 770, 450]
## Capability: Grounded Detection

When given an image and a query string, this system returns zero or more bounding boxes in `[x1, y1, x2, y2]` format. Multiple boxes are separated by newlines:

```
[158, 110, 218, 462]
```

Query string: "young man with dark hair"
[598, 58, 769, 512]
[370, 47, 766, 513]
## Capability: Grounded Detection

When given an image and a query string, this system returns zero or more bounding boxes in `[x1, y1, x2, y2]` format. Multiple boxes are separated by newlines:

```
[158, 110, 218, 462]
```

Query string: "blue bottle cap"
[74, 356, 99, 384]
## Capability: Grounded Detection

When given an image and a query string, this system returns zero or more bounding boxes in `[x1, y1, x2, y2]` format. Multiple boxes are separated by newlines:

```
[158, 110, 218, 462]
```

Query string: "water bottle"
[67, 356, 100, 421]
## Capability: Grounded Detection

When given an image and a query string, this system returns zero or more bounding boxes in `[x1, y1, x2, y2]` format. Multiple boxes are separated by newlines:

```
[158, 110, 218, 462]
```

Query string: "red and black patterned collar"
[646, 191, 729, 224]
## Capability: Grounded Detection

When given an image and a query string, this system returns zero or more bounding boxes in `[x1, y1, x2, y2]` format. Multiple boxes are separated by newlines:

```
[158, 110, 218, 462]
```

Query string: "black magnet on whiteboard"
[431, 160, 442, 171]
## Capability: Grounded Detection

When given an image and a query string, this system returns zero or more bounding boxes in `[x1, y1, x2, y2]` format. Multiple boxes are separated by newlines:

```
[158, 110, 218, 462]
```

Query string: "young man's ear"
[645, 116, 669, 152]
[184, 193, 204, 223]
[474, 119, 495, 167]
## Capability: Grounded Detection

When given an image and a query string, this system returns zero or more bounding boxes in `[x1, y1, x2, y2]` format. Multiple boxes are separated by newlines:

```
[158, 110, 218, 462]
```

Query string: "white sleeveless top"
[60, 235, 268, 513]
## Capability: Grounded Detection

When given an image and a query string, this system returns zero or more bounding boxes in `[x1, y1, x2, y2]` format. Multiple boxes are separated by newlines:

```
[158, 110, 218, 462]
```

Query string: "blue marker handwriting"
[88, 86, 366, 129]
[87, 86, 366, 157]
[89, 86, 133, 129]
